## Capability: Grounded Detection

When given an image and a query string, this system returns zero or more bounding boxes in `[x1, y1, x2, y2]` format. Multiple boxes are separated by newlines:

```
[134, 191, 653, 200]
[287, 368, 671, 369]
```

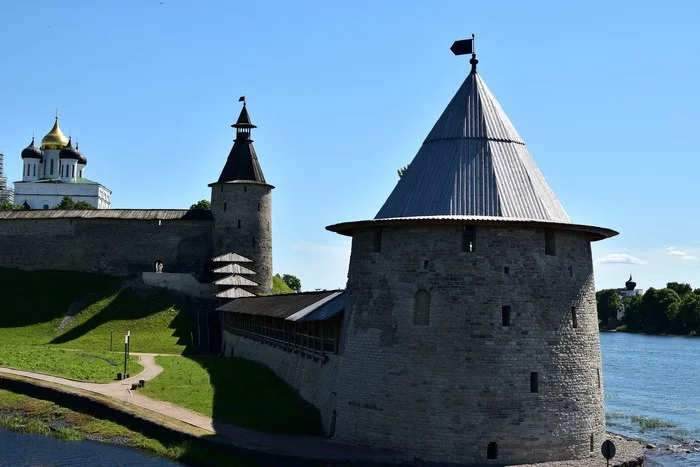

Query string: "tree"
[596, 289, 621, 326]
[634, 288, 680, 334]
[666, 282, 692, 297]
[0, 200, 23, 211]
[190, 199, 211, 210]
[674, 294, 700, 335]
[53, 196, 95, 210]
[281, 274, 301, 293]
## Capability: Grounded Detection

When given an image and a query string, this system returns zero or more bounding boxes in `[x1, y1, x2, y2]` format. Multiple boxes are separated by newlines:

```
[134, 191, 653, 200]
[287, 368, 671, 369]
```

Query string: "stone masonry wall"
[333, 224, 604, 465]
[222, 330, 339, 432]
[211, 182, 272, 294]
[0, 217, 212, 279]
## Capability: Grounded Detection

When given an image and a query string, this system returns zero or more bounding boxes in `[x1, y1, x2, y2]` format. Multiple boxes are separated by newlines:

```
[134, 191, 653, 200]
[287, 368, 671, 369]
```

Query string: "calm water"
[601, 332, 700, 466]
[0, 428, 181, 466]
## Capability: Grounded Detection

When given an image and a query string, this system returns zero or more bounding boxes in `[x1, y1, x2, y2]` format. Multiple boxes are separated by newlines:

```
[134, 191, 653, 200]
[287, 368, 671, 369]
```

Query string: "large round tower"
[210, 100, 273, 294]
[326, 45, 617, 465]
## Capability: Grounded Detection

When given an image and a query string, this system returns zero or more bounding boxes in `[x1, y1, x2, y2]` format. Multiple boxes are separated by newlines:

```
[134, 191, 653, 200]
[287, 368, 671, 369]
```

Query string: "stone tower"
[326, 47, 617, 464]
[210, 100, 273, 294]
[0, 152, 13, 204]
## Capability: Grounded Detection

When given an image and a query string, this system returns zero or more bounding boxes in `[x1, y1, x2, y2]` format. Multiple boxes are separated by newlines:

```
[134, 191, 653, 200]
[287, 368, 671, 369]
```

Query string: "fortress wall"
[142, 272, 218, 298]
[222, 331, 339, 433]
[0, 217, 212, 279]
[333, 225, 604, 465]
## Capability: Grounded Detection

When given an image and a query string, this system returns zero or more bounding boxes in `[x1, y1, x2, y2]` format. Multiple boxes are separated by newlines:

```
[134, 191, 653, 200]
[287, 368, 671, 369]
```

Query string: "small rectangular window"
[372, 227, 382, 253]
[545, 229, 556, 256]
[237, 219, 241, 228]
[487, 442, 498, 460]
[502, 306, 511, 326]
[462, 226, 474, 252]
[223, 202, 227, 212]
[530, 372, 539, 393]
[33, 165, 36, 176]
[71, 166, 75, 177]
[571, 306, 578, 328]
[50, 160, 54, 175]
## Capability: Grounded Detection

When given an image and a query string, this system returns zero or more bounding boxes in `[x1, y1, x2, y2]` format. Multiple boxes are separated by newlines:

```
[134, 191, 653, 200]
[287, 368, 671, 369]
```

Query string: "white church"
[14, 117, 111, 209]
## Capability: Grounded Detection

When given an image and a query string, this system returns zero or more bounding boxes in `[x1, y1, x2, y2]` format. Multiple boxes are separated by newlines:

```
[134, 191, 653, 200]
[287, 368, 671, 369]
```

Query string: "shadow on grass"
[0, 268, 121, 328]
[49, 287, 193, 354]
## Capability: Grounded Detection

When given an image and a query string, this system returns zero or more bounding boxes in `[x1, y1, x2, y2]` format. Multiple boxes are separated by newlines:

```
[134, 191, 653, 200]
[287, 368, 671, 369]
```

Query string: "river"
[0, 428, 181, 466]
[601, 332, 700, 466]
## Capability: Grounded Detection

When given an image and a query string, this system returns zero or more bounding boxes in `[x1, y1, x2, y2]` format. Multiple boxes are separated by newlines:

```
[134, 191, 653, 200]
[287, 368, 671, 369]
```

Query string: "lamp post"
[123, 334, 128, 378]
[127, 330, 131, 359]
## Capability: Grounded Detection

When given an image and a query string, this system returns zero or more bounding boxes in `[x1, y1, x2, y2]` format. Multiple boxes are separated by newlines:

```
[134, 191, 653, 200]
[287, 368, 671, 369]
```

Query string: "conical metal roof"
[213, 103, 267, 184]
[374, 63, 570, 223]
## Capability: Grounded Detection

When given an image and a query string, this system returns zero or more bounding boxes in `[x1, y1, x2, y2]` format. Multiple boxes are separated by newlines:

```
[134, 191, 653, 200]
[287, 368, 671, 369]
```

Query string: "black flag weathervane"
[451, 33, 478, 73]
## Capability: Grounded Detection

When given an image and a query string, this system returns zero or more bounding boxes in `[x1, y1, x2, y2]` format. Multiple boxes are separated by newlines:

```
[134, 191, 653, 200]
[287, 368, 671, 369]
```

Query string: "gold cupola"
[41, 117, 69, 150]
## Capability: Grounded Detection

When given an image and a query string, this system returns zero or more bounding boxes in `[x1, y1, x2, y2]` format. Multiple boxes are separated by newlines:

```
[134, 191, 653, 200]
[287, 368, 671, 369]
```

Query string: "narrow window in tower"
[423, 260, 429, 269]
[571, 306, 578, 328]
[590, 433, 594, 452]
[502, 306, 511, 326]
[597, 368, 601, 388]
[223, 202, 227, 212]
[252, 236, 256, 247]
[486, 442, 498, 460]
[504, 266, 510, 275]
[237, 219, 241, 228]
[257, 203, 260, 212]
[372, 227, 383, 253]
[80, 169, 83, 177]
[244, 186, 247, 192]
[545, 229, 556, 255]
[26, 165, 29, 176]
[530, 372, 539, 393]
[413, 289, 430, 325]
[50, 160, 54, 175]
[71, 166, 75, 177]
[220, 186, 223, 193]
[33, 165, 36, 176]
[462, 226, 475, 252]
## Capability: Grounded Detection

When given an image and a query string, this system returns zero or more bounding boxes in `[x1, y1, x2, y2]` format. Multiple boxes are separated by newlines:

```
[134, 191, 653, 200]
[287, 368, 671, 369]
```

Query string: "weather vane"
[450, 33, 478, 73]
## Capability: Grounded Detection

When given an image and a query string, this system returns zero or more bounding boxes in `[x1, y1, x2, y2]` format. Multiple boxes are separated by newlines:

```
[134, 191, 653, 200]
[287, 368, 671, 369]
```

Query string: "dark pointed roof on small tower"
[21, 138, 42, 160]
[214, 102, 267, 184]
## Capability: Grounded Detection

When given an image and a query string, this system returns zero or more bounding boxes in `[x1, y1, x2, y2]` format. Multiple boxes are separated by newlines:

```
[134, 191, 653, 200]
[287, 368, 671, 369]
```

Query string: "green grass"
[142, 356, 323, 436]
[0, 388, 255, 466]
[630, 415, 676, 431]
[0, 268, 194, 381]
[271, 274, 294, 294]
[0, 346, 142, 382]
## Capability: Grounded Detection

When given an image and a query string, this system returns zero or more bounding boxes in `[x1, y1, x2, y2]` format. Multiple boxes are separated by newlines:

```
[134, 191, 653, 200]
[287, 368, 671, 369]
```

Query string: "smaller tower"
[0, 151, 14, 203]
[20, 138, 42, 182]
[59, 138, 80, 183]
[209, 99, 274, 294]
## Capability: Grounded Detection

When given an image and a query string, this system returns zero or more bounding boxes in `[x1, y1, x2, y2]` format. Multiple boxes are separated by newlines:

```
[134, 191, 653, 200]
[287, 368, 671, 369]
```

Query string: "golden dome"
[41, 117, 69, 150]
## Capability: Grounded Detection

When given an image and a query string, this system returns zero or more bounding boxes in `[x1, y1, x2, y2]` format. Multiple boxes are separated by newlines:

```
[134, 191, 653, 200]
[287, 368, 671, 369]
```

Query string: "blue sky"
[1, 1, 698, 292]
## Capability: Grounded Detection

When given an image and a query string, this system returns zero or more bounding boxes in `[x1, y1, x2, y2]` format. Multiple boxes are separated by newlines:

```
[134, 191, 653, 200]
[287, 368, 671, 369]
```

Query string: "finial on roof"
[239, 95, 246, 106]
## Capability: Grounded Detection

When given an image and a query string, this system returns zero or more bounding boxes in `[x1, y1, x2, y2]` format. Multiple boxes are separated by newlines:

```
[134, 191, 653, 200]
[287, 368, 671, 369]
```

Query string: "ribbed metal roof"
[217, 290, 344, 321]
[214, 275, 259, 287]
[375, 66, 570, 223]
[212, 264, 257, 275]
[0, 209, 212, 221]
[211, 252, 253, 263]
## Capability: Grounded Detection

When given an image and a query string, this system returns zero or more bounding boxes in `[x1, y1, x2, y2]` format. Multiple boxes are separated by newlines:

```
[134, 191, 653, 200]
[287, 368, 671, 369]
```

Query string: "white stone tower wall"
[42, 149, 60, 178]
[211, 183, 272, 294]
[333, 225, 604, 465]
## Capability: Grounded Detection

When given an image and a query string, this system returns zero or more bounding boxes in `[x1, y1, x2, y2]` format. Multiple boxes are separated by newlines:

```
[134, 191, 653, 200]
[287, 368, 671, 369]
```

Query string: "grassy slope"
[0, 268, 193, 381]
[271, 274, 294, 294]
[142, 356, 323, 436]
[0, 388, 254, 466]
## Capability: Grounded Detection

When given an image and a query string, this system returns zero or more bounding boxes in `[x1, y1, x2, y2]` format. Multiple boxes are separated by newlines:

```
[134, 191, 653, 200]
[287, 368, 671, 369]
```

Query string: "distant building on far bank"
[0, 152, 13, 204]
[615, 275, 643, 320]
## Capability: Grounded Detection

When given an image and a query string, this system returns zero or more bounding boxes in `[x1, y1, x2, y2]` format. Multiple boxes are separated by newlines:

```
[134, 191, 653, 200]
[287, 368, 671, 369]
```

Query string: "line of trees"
[597, 282, 700, 336]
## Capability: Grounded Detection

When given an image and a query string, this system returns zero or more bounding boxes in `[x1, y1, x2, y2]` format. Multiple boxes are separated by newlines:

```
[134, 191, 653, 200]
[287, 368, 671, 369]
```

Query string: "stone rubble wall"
[0, 217, 213, 279]
[222, 330, 339, 433]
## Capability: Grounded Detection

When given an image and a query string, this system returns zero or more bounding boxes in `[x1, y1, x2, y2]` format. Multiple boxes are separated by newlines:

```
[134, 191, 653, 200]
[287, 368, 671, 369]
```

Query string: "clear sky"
[1, 1, 698, 292]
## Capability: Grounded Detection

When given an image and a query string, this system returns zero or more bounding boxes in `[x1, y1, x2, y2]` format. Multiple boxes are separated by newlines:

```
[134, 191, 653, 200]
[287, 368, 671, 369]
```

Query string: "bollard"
[131, 383, 139, 390]
[117, 372, 122, 380]
[139, 380, 145, 388]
